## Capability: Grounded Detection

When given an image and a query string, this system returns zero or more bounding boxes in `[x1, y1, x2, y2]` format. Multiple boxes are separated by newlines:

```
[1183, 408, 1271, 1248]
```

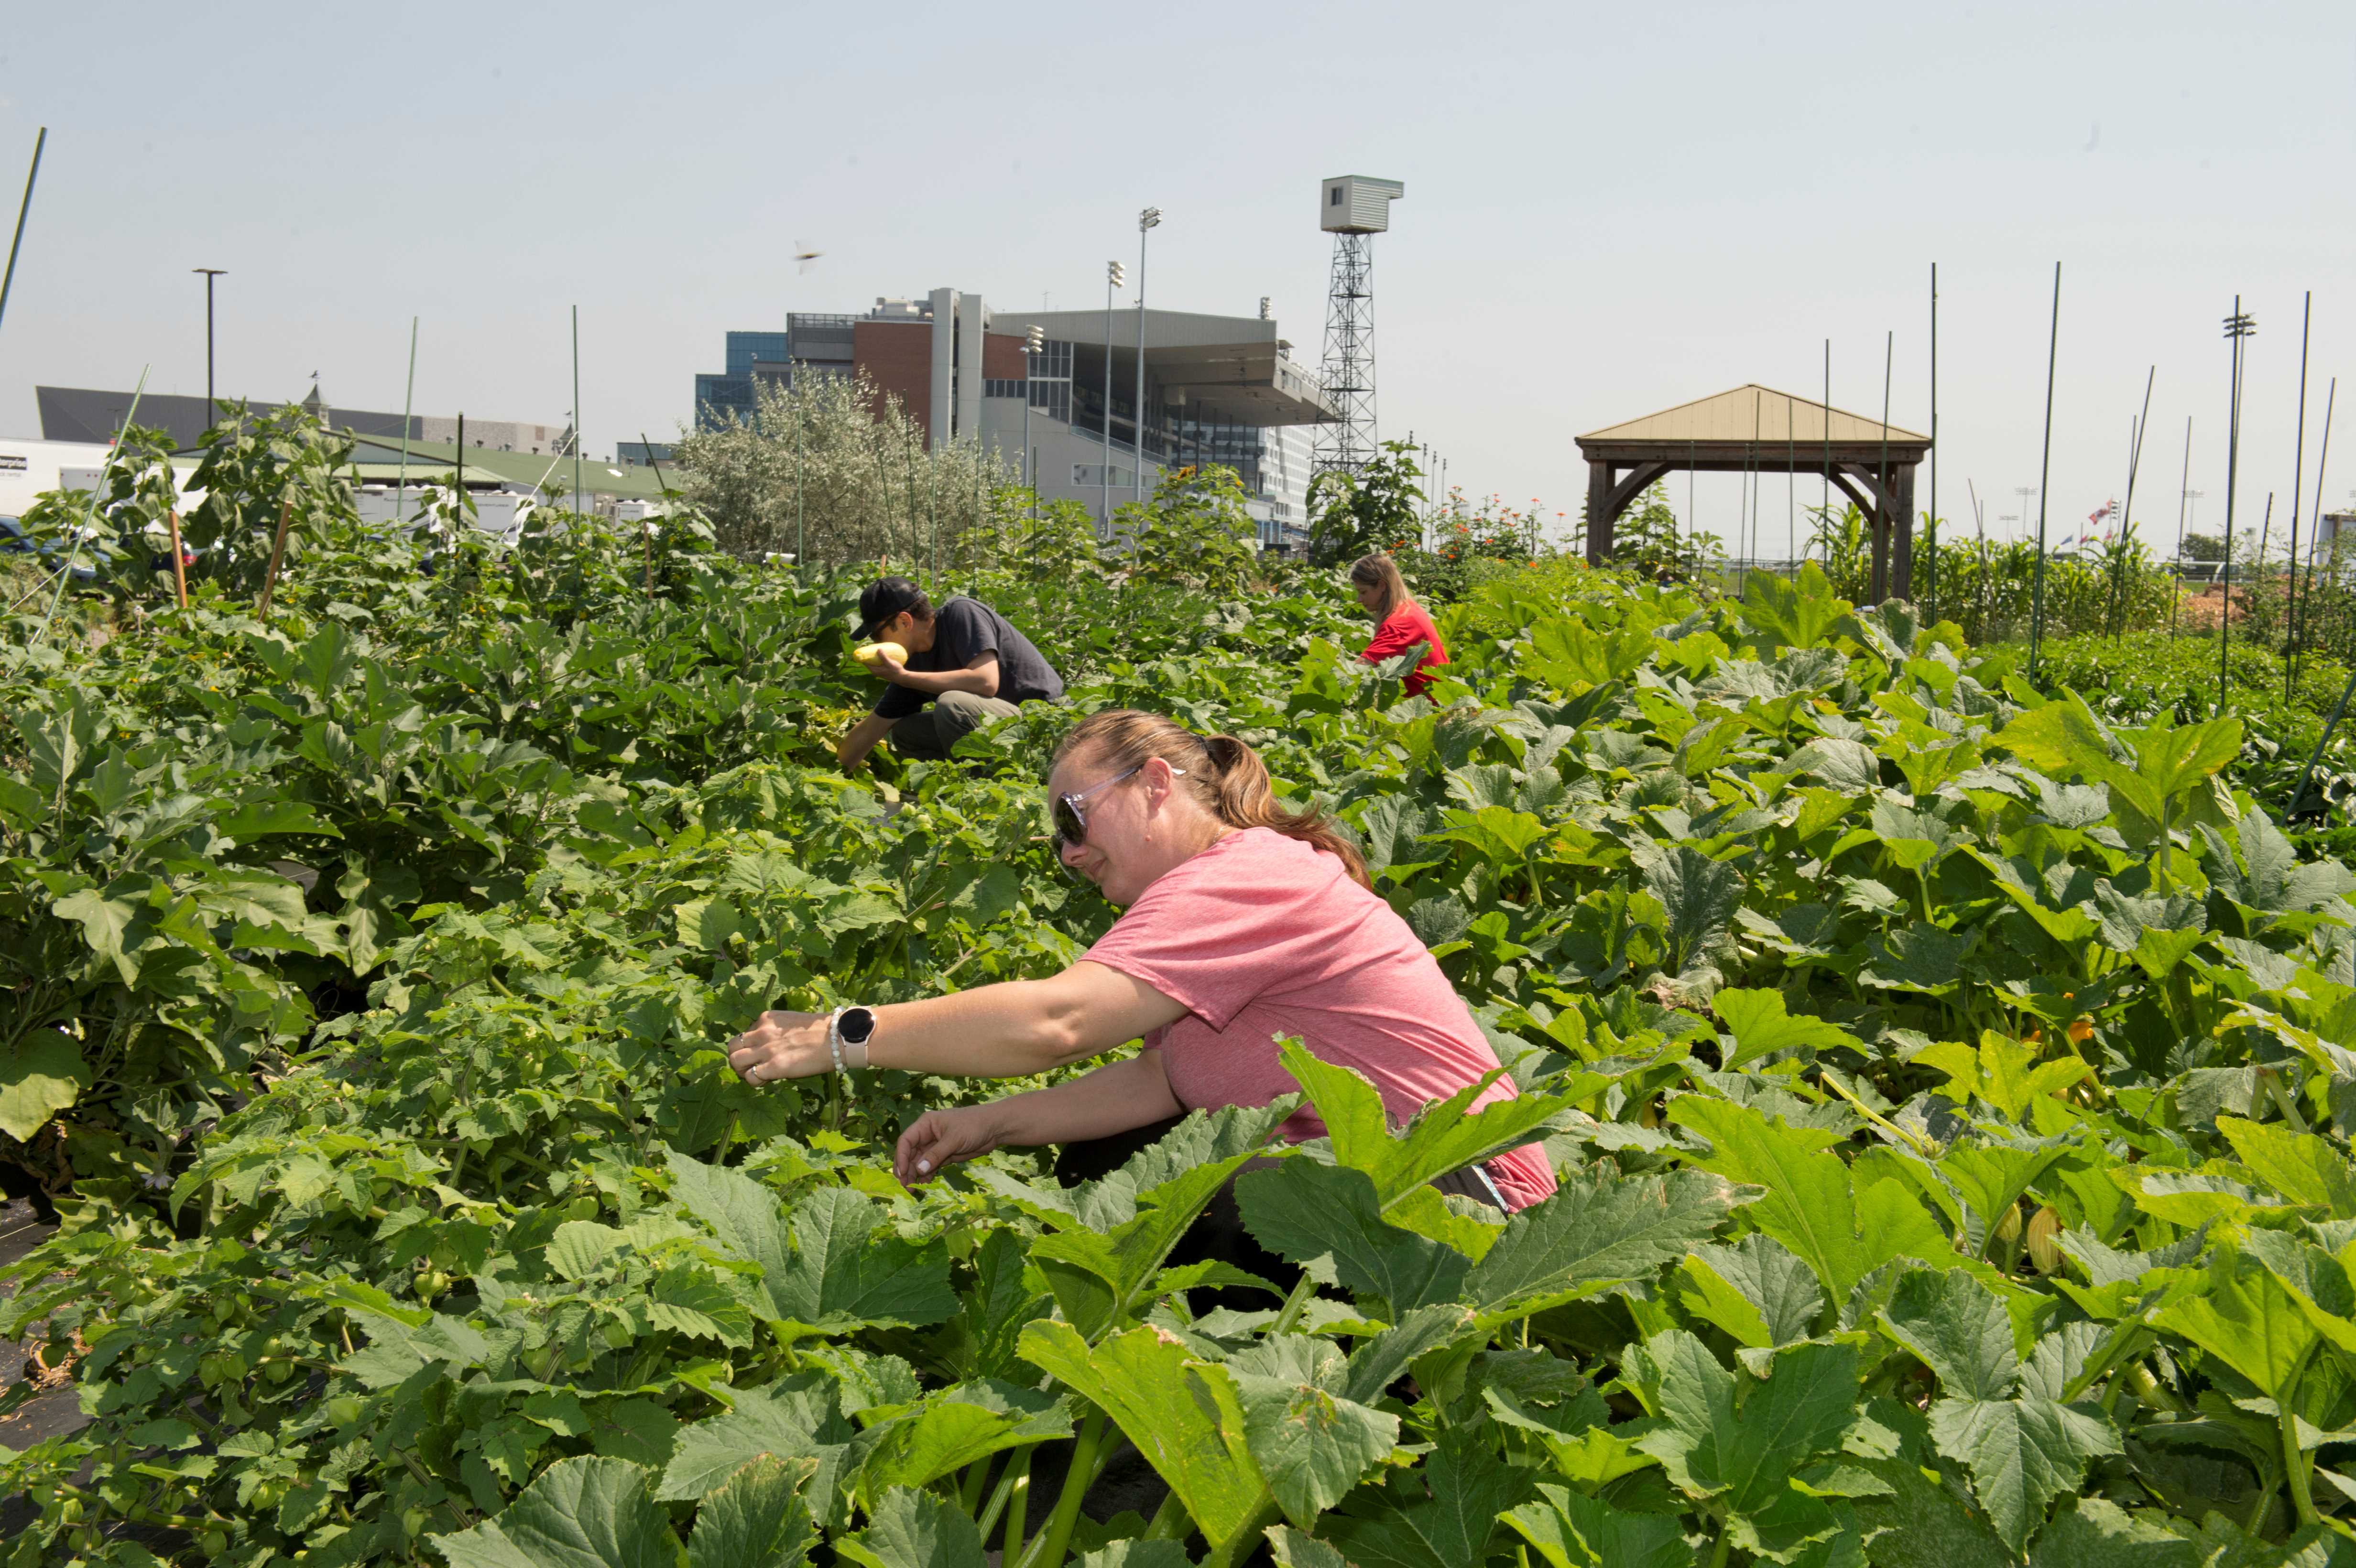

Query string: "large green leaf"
[2216, 1115, 2356, 1217]
[1018, 1320, 1271, 1560]
[687, 1455, 817, 1568]
[1460, 1167, 1753, 1317]
[1234, 1159, 1468, 1311]
[833, 1486, 987, 1568]
[1504, 1481, 1697, 1568]
[0, 1032, 88, 1142]
[1673, 1235, 1826, 1349]
[1317, 1428, 1534, 1568]
[1627, 1331, 1862, 1562]
[1669, 1097, 1950, 1305]
[1275, 1038, 1579, 1210]
[853, 1380, 1070, 1506]
[1886, 1269, 2121, 1553]
[656, 1374, 856, 1511]
[1232, 1363, 1397, 1528]
[428, 1456, 677, 1568]
[2154, 1254, 2323, 1403]
[767, 1187, 955, 1337]
[2026, 1499, 2197, 1568]
[1712, 990, 1862, 1071]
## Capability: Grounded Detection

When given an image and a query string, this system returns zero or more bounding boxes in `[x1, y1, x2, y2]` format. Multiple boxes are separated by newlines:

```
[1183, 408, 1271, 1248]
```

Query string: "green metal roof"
[346, 437, 670, 500]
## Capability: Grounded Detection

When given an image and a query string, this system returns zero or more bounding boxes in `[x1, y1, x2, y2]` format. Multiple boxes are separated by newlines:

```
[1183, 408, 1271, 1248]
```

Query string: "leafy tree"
[2180, 532, 2226, 562]
[1604, 483, 1721, 583]
[1120, 463, 1260, 599]
[1307, 440, 1425, 566]
[674, 374, 1008, 571]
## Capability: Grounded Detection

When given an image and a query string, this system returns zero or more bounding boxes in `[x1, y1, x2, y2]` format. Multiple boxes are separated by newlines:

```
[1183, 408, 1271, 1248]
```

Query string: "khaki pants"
[889, 689, 1021, 760]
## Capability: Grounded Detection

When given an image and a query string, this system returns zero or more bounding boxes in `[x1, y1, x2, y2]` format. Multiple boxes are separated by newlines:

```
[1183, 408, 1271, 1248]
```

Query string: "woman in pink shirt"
[1352, 554, 1449, 697]
[724, 710, 1557, 1227]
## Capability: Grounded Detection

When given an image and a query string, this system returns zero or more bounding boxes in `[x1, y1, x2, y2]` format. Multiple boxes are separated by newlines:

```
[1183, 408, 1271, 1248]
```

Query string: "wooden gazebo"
[1576, 385, 1931, 601]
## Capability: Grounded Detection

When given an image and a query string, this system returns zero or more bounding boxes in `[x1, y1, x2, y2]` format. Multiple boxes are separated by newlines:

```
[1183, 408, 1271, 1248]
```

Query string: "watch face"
[839, 1007, 877, 1044]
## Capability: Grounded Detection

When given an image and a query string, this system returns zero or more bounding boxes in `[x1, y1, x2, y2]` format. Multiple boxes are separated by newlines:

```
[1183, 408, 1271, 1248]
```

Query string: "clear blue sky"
[1, 1, 2350, 553]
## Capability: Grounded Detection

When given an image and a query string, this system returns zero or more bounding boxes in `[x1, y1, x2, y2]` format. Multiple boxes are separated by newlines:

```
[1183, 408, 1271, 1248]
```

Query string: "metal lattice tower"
[1313, 176, 1403, 477]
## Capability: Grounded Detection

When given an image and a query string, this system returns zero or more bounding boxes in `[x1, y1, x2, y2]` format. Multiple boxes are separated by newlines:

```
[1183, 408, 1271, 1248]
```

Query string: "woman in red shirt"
[725, 710, 1555, 1224]
[1351, 554, 1449, 696]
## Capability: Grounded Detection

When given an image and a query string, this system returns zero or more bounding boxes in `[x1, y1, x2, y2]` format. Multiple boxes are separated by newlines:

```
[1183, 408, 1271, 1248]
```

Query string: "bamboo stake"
[256, 496, 294, 617]
[0, 127, 45, 346]
[2297, 380, 2336, 692]
[2029, 264, 2062, 677]
[2285, 293, 2312, 696]
[164, 509, 188, 609]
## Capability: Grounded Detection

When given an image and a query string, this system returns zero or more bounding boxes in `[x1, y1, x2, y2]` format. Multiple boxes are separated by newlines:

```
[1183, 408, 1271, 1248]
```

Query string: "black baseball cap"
[854, 577, 927, 641]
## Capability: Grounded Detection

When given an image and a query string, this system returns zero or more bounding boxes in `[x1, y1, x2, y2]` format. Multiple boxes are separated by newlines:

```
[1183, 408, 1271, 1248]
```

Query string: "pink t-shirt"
[1082, 826, 1557, 1210]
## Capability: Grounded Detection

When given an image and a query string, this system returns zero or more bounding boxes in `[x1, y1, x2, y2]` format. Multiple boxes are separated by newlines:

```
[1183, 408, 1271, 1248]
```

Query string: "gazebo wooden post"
[1868, 475, 1891, 603]
[1893, 463, 1917, 601]
[1585, 461, 1614, 565]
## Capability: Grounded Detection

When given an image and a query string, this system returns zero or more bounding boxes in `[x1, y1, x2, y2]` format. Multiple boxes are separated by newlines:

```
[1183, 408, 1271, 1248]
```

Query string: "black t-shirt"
[873, 597, 1065, 720]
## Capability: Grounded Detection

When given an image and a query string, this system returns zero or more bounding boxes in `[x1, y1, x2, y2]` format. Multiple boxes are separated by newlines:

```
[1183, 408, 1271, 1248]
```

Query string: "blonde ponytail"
[1055, 711, 1371, 889]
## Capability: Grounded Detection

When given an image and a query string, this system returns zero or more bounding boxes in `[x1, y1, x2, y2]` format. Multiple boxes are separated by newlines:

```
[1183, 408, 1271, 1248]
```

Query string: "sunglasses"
[1050, 764, 1185, 851]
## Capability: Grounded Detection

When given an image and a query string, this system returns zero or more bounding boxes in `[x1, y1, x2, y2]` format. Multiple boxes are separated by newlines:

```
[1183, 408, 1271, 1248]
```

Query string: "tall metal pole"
[192, 268, 227, 409]
[2114, 365, 2153, 639]
[2171, 417, 2193, 636]
[1787, 393, 1797, 579]
[2297, 380, 2336, 693]
[395, 316, 418, 522]
[2285, 292, 2312, 697]
[794, 394, 805, 576]
[0, 127, 45, 347]
[1102, 261, 1123, 538]
[1134, 207, 1160, 506]
[2029, 263, 2062, 677]
[2220, 297, 2257, 717]
[1928, 263, 1938, 618]
[571, 305, 583, 516]
[1822, 341, 1832, 568]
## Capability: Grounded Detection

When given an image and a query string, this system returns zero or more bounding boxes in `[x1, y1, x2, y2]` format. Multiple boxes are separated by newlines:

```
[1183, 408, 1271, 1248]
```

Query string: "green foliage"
[1119, 463, 1261, 599]
[1307, 440, 1426, 566]
[18, 494, 2356, 1566]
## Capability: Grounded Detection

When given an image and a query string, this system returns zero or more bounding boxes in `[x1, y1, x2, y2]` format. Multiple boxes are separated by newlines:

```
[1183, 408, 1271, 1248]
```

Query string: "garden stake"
[2030, 263, 2062, 677]
[256, 496, 295, 617]
[2114, 366, 2154, 642]
[2285, 293, 2312, 698]
[23, 366, 146, 662]
[394, 316, 417, 523]
[1876, 331, 1892, 602]
[571, 305, 583, 517]
[2171, 416, 2192, 637]
[1928, 262, 1938, 616]
[2296, 379, 2335, 693]
[165, 509, 187, 609]
[0, 126, 44, 347]
[640, 430, 671, 596]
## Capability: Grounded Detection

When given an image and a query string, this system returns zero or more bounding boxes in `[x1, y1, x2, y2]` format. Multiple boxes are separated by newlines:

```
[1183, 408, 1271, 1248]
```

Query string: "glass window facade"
[724, 332, 790, 377]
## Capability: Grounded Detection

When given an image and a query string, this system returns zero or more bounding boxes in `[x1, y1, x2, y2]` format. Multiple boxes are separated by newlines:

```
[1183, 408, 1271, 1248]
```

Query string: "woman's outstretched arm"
[891, 1051, 1182, 1183]
[725, 960, 1186, 1085]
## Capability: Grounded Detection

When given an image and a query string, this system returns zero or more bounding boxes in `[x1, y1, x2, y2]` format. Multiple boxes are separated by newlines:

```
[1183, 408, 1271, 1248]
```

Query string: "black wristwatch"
[835, 1006, 877, 1070]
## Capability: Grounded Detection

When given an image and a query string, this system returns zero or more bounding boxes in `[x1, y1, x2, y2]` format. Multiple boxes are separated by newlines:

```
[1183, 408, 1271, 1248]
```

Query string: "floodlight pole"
[2220, 298, 2256, 717]
[192, 268, 227, 409]
[1134, 207, 1160, 507]
[1102, 260, 1123, 539]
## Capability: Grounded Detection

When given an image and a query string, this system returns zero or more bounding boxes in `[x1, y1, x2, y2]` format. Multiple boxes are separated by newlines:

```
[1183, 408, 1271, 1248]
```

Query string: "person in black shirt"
[837, 577, 1065, 769]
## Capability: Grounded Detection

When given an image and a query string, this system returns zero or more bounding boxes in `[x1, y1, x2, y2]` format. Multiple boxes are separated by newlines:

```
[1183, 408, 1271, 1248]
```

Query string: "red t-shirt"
[1361, 601, 1450, 696]
[1082, 827, 1557, 1210]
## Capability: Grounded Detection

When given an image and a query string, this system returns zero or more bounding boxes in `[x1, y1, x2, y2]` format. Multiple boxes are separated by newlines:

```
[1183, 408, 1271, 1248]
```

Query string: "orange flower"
[2069, 1018, 2094, 1045]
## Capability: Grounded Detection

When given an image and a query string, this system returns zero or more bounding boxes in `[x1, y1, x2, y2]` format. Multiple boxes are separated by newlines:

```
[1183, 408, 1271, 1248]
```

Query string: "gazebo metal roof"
[1579, 385, 1926, 447]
